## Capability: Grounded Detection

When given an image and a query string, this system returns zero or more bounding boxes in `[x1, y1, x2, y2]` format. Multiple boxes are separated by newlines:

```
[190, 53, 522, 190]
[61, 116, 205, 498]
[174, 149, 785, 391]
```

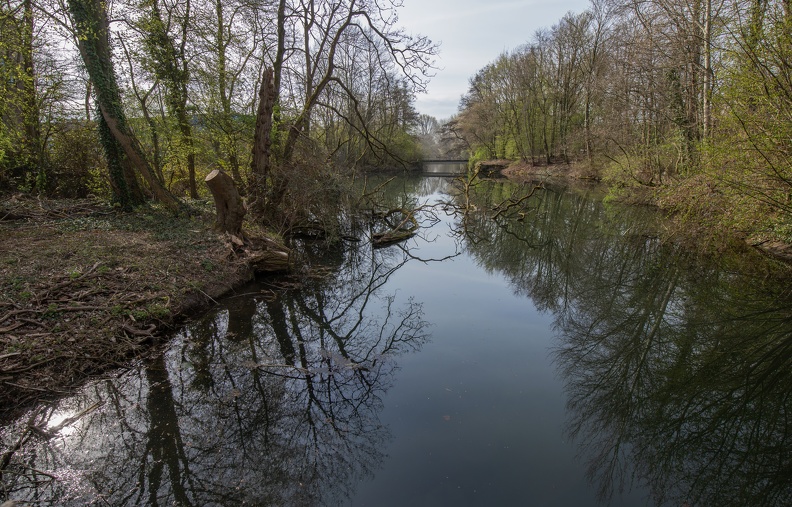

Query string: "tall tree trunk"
[176, 108, 197, 198]
[273, 0, 287, 130]
[21, 0, 41, 182]
[141, 0, 197, 197]
[302, 1, 315, 138]
[250, 67, 275, 217]
[180, 0, 197, 198]
[584, 89, 593, 167]
[67, 0, 181, 210]
[214, 0, 244, 191]
[702, 0, 712, 141]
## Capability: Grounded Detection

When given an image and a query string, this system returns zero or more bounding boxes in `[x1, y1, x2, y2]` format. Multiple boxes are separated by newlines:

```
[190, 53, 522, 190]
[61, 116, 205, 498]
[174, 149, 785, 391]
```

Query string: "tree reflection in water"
[461, 180, 792, 507]
[0, 236, 429, 505]
[4, 176, 792, 506]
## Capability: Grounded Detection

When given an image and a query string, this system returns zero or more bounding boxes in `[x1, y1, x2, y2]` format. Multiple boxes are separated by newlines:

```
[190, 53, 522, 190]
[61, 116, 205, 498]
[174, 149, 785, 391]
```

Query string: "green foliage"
[698, 2, 792, 238]
[468, 147, 490, 168]
[0, 1, 41, 191]
[68, 0, 148, 208]
[48, 122, 109, 198]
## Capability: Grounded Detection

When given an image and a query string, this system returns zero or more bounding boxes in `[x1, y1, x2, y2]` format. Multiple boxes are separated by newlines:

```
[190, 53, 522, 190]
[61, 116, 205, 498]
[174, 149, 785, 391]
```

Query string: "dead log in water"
[372, 208, 419, 248]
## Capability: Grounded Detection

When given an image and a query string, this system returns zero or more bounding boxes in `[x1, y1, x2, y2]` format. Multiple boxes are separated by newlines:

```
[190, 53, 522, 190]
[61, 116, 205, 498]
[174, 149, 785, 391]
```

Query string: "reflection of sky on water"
[351, 182, 647, 506]
[3, 176, 792, 506]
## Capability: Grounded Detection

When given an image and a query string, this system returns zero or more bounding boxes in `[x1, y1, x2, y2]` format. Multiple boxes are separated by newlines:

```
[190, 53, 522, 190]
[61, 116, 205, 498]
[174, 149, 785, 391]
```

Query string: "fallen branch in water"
[372, 208, 419, 247]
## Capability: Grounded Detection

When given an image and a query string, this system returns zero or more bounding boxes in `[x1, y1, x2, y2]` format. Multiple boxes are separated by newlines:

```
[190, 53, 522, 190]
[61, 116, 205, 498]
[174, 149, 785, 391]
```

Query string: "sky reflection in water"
[2, 175, 792, 506]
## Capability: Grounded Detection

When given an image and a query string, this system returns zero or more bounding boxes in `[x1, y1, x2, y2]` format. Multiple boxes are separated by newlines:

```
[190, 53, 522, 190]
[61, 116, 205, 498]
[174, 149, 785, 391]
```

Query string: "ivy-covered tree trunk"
[67, 0, 181, 210]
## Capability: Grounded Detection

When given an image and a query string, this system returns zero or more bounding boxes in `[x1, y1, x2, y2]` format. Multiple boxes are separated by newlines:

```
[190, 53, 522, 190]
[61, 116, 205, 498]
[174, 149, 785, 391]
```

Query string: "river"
[2, 175, 792, 506]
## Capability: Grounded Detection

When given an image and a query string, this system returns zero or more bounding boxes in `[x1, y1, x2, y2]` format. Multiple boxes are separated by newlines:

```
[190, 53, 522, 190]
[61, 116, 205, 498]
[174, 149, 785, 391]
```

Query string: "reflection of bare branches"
[0, 225, 431, 505]
[441, 170, 549, 251]
[491, 183, 544, 221]
[387, 238, 461, 263]
[435, 175, 792, 506]
[0, 410, 40, 480]
[553, 240, 792, 506]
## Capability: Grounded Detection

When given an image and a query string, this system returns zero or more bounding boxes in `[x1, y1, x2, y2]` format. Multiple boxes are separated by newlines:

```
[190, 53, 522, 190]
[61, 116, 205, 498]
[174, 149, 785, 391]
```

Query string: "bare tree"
[251, 0, 438, 218]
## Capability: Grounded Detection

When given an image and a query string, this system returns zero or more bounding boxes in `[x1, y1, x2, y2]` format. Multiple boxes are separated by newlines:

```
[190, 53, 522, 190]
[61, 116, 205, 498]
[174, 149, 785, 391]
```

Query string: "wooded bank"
[451, 0, 792, 246]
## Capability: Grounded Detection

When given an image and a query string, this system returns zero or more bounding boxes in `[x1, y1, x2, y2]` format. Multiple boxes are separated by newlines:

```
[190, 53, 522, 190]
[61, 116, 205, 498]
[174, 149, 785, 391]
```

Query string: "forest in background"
[452, 0, 792, 244]
[0, 0, 441, 226]
[2, 0, 792, 244]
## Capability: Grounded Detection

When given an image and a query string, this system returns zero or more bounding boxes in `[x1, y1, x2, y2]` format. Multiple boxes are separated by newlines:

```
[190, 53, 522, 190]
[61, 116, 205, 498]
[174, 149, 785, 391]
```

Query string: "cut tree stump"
[205, 169, 246, 235]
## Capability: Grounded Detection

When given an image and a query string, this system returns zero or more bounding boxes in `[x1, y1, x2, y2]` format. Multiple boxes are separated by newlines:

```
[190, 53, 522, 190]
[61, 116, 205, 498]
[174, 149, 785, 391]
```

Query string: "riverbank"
[488, 159, 792, 264]
[0, 196, 286, 422]
[3, 166, 790, 422]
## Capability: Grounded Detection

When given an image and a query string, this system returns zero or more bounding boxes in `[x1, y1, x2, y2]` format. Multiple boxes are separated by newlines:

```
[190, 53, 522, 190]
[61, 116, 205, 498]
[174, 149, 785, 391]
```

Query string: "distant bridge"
[421, 159, 469, 176]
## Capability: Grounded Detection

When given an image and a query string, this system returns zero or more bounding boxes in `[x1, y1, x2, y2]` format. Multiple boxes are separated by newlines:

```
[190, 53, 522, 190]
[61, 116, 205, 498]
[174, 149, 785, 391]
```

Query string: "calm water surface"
[2, 175, 792, 506]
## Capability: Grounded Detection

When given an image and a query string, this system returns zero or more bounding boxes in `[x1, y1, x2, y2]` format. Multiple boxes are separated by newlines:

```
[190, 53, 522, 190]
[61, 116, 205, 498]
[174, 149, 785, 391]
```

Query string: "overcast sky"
[397, 0, 592, 120]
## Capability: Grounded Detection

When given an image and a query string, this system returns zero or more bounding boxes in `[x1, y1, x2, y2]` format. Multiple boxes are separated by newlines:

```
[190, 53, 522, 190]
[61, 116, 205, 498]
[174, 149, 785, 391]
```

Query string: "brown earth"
[0, 196, 287, 423]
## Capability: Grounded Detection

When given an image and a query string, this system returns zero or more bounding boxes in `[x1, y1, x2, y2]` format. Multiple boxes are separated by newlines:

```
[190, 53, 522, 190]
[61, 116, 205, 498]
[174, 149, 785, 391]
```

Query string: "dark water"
[2, 176, 792, 506]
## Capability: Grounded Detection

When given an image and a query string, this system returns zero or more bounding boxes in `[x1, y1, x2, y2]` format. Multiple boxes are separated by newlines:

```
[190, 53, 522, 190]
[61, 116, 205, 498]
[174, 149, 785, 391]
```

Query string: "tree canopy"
[453, 0, 792, 240]
[0, 0, 438, 214]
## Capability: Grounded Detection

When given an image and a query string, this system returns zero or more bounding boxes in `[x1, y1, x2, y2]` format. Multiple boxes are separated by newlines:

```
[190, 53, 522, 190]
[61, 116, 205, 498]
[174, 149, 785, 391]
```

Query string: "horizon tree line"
[452, 0, 792, 234]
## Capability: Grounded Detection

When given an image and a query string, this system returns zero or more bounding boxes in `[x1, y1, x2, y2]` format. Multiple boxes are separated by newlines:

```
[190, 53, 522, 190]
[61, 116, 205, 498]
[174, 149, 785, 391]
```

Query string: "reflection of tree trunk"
[267, 296, 296, 364]
[186, 317, 220, 392]
[226, 296, 259, 341]
[144, 354, 194, 506]
[627, 270, 679, 394]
